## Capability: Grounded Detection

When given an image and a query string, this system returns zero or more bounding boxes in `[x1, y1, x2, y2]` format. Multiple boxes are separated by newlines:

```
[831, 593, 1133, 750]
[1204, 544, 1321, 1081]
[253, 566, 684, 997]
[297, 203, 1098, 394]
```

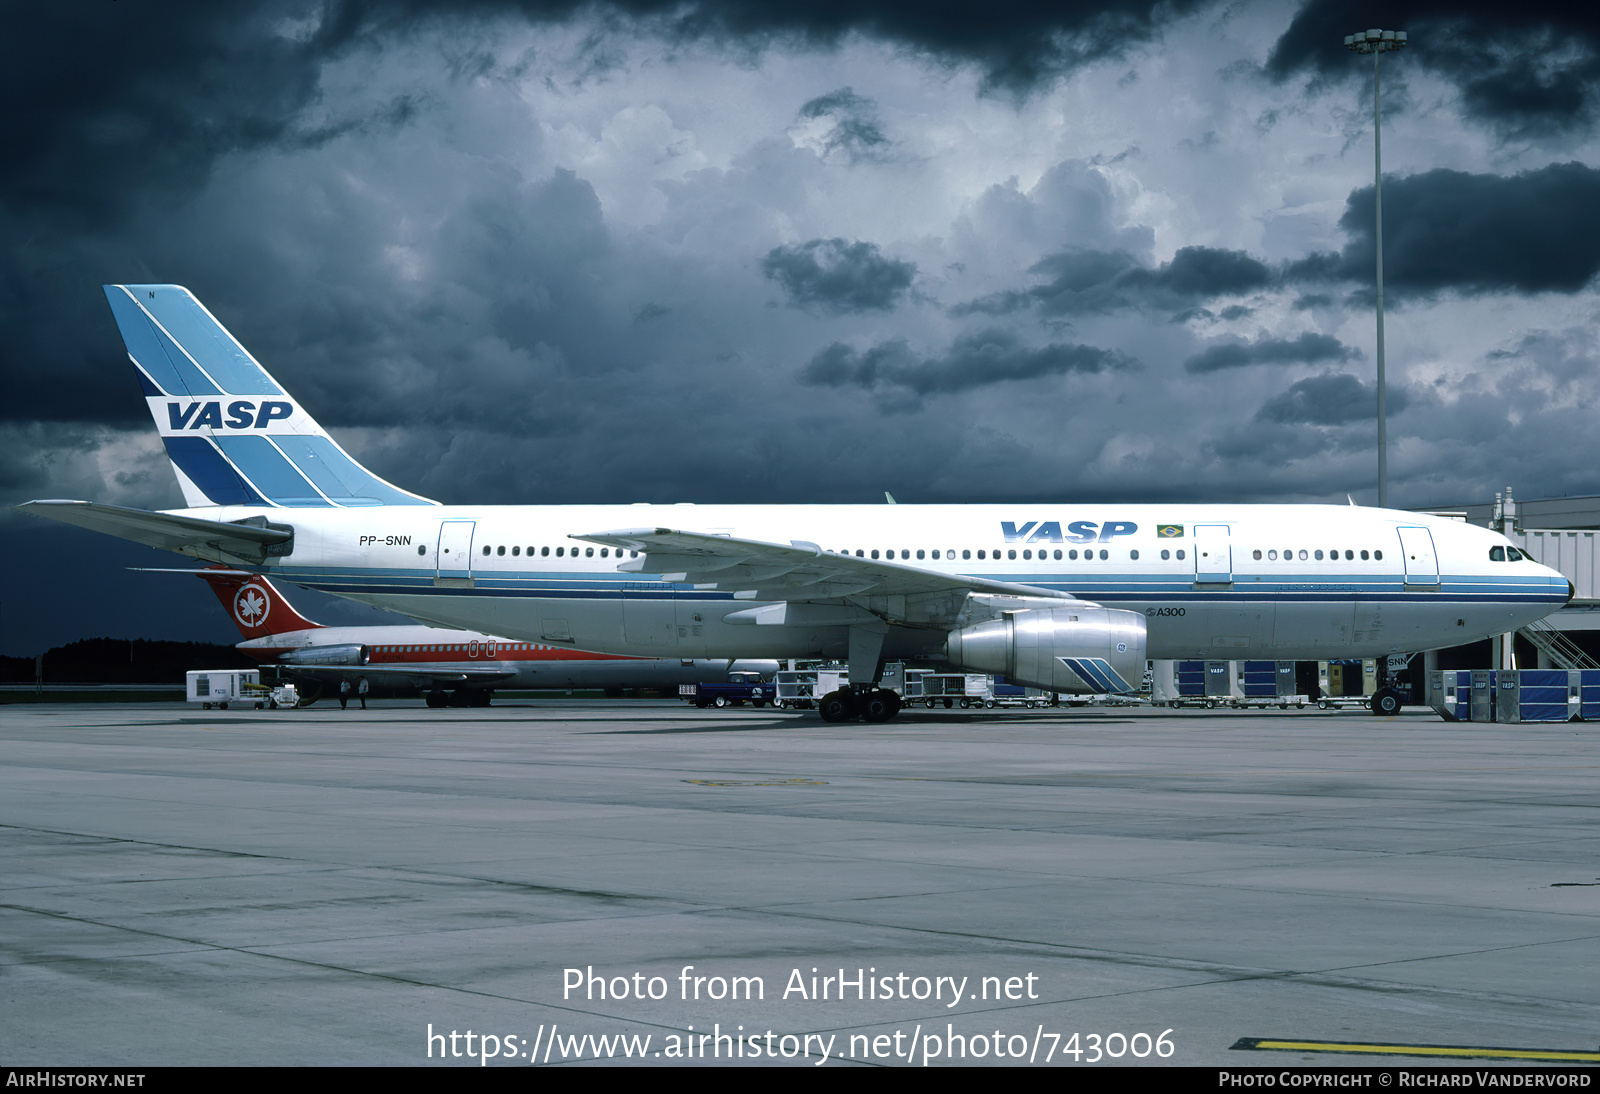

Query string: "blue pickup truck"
[680, 672, 773, 709]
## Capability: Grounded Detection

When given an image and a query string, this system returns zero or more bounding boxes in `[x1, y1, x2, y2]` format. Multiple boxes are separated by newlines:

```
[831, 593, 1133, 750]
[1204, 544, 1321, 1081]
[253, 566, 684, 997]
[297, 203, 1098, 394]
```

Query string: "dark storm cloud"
[798, 88, 889, 159]
[1288, 163, 1600, 298]
[1255, 372, 1410, 426]
[1184, 332, 1360, 374]
[1268, 2, 1600, 136]
[955, 245, 1274, 317]
[762, 238, 916, 313]
[800, 328, 1137, 400]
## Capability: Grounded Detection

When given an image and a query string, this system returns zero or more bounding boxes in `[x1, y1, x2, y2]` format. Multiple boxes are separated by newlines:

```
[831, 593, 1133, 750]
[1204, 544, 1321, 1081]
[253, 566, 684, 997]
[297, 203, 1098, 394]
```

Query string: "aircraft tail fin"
[196, 565, 323, 638]
[103, 284, 437, 509]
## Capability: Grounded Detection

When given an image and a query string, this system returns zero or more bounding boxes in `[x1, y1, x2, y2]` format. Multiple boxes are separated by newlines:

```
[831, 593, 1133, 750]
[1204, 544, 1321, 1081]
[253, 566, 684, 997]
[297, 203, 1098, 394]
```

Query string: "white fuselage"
[178, 502, 1570, 664]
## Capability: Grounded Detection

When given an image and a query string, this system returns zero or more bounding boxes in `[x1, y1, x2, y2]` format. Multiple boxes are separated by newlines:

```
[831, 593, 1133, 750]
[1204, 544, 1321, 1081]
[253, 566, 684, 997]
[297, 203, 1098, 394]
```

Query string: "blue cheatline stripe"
[271, 434, 433, 507]
[262, 569, 1568, 605]
[124, 285, 283, 396]
[162, 436, 266, 506]
[213, 436, 332, 507]
[104, 287, 218, 396]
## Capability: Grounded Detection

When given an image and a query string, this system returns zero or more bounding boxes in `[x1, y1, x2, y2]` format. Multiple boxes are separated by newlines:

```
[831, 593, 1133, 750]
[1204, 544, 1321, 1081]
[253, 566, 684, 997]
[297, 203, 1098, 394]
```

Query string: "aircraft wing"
[17, 500, 291, 563]
[573, 527, 1079, 603]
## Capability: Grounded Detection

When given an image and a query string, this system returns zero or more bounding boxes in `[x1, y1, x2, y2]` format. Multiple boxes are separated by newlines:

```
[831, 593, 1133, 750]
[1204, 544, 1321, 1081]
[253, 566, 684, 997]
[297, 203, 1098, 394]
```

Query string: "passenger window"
[600, 548, 609, 558]
[1297, 550, 1307, 560]
[1314, 550, 1323, 560]
[963, 550, 971, 559]
[1267, 550, 1277, 560]
[1099, 549, 1108, 560]
[1130, 549, 1139, 560]
[977, 550, 986, 559]
[1160, 549, 1169, 560]
[1023, 549, 1032, 560]
[1177, 550, 1186, 560]
[1374, 550, 1382, 560]
[871, 550, 879, 559]
[585, 547, 594, 557]
[917, 549, 925, 560]
[1360, 550, 1369, 560]
[1054, 549, 1062, 560]
[901, 549, 910, 560]
[417, 545, 426, 556]
[541, 546, 549, 556]
[1253, 550, 1262, 560]
[1490, 546, 1505, 561]
[556, 547, 564, 557]
[927, 550, 936, 560]
[1070, 549, 1079, 560]
[1007, 549, 1016, 560]
[482, 546, 491, 556]
[1345, 550, 1354, 560]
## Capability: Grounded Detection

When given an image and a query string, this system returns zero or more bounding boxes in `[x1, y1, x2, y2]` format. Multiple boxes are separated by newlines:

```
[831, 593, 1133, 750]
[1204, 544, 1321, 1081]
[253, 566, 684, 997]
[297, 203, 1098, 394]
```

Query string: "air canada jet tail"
[196, 566, 323, 640]
[103, 283, 436, 510]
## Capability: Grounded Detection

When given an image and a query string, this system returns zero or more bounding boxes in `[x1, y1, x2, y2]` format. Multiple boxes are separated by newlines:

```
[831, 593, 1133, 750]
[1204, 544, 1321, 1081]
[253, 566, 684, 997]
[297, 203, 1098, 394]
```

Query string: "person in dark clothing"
[358, 677, 369, 710]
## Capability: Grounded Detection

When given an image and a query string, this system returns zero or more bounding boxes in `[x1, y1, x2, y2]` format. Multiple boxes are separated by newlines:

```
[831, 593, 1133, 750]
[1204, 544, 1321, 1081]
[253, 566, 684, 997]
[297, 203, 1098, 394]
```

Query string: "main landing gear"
[817, 687, 902, 723]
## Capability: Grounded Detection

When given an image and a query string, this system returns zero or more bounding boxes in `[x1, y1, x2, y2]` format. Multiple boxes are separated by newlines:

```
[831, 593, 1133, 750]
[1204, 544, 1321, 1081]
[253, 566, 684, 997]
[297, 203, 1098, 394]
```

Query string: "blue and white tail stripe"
[1058, 656, 1136, 694]
[105, 284, 436, 509]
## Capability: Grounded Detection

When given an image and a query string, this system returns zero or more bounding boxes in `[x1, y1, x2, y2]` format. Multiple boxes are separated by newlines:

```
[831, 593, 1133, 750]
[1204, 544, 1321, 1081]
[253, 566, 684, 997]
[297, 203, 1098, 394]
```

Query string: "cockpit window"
[1490, 546, 1505, 561]
[1506, 546, 1524, 561]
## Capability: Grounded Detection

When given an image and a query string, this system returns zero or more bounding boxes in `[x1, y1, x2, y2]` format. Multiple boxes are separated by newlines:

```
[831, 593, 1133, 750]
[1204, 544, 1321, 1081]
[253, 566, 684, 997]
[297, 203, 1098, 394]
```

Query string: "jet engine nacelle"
[946, 607, 1146, 694]
[280, 643, 370, 667]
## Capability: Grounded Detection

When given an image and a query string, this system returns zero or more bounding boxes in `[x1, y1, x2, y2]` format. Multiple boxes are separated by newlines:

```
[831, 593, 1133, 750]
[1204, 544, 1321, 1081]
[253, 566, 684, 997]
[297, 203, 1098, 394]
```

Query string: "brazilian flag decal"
[1157, 524, 1184, 539]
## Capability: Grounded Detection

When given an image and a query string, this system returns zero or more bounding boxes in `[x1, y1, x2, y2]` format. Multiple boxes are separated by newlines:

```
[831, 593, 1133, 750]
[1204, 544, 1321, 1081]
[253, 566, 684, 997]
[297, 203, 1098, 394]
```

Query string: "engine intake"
[946, 607, 1146, 693]
[280, 643, 370, 667]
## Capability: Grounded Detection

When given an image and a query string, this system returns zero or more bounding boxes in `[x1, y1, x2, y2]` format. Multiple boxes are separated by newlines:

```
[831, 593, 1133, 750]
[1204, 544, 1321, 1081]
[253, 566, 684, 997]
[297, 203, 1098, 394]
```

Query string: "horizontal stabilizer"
[17, 500, 292, 564]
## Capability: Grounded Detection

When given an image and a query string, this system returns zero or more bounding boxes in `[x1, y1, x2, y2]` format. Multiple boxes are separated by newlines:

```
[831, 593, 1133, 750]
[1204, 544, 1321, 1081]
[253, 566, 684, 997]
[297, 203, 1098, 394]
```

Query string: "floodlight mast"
[1344, 28, 1407, 509]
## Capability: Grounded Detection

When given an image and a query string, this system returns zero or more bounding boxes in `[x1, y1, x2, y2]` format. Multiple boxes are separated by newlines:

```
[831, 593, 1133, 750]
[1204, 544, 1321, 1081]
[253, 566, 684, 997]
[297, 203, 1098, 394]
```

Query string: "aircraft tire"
[1371, 689, 1402, 716]
[818, 690, 857, 723]
[425, 691, 447, 709]
[862, 690, 896, 723]
[943, 698, 953, 708]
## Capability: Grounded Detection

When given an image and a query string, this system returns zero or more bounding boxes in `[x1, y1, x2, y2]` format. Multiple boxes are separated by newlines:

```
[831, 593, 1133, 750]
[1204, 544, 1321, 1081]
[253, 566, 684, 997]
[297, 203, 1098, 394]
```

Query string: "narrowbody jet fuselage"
[176, 501, 1568, 663]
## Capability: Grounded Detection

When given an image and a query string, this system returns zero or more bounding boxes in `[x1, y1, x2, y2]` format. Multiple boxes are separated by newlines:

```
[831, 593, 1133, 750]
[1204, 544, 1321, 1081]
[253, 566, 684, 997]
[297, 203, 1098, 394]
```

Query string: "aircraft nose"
[1569, 579, 1577, 604]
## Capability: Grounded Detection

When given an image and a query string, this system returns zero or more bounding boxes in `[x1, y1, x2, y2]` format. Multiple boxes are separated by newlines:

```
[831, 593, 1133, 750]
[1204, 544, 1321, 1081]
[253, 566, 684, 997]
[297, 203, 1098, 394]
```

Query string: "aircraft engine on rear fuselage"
[280, 644, 370, 667]
[946, 607, 1146, 694]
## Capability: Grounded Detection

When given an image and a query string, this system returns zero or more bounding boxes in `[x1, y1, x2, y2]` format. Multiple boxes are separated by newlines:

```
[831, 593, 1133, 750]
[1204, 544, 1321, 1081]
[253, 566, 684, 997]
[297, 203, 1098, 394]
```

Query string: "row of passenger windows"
[411, 542, 1420, 567]
[830, 547, 1147, 561]
[1251, 548, 1384, 561]
[480, 545, 640, 559]
[376, 643, 552, 653]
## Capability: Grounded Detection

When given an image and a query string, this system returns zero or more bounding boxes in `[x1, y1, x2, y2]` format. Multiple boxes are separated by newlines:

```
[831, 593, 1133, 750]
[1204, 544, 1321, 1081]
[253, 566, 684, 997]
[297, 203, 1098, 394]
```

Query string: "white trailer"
[187, 669, 260, 710]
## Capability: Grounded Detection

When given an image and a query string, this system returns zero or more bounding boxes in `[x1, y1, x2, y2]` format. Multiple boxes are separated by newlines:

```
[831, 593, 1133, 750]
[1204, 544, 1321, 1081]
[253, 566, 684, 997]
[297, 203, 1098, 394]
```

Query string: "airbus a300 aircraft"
[20, 285, 1573, 721]
[181, 565, 775, 706]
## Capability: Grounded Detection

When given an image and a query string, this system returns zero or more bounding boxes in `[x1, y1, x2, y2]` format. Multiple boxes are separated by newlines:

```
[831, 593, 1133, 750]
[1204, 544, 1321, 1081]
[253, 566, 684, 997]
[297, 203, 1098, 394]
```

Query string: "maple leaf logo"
[234, 586, 270, 628]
